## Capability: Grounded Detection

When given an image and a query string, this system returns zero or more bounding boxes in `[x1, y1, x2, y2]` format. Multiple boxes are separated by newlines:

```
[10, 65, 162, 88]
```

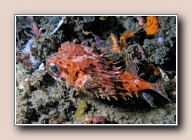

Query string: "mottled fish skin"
[46, 33, 171, 105]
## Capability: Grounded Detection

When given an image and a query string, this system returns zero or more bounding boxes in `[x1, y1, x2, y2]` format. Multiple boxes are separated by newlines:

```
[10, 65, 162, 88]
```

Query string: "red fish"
[46, 33, 171, 107]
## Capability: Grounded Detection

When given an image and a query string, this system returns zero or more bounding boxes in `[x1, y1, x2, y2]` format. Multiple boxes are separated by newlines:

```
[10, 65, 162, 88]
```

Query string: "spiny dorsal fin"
[94, 33, 121, 61]
[105, 33, 121, 53]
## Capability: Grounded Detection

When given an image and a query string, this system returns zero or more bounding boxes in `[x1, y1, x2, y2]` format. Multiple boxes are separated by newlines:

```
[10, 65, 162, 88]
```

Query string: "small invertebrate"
[46, 32, 171, 106]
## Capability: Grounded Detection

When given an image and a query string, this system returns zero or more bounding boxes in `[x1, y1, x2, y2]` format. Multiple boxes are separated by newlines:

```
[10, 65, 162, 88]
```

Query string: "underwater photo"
[15, 15, 177, 125]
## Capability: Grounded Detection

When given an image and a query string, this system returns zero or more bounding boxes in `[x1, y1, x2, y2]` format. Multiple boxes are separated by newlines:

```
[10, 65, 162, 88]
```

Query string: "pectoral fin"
[124, 54, 139, 78]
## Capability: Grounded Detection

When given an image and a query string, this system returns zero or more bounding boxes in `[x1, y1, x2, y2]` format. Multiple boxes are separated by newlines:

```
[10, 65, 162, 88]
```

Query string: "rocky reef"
[15, 16, 176, 125]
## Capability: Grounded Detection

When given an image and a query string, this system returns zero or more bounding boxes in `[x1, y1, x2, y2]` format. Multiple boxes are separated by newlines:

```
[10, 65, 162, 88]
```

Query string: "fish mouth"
[53, 76, 65, 84]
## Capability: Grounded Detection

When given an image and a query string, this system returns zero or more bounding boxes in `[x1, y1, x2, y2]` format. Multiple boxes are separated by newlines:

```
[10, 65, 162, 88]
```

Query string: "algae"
[76, 100, 87, 119]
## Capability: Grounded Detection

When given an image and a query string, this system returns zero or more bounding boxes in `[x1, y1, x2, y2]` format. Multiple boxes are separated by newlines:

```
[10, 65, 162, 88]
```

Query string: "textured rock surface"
[16, 16, 176, 124]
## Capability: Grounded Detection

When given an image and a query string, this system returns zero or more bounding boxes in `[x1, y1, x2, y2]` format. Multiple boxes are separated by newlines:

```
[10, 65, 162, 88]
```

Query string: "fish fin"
[125, 54, 139, 78]
[73, 39, 77, 43]
[93, 35, 106, 52]
[83, 89, 94, 97]
[141, 92, 156, 107]
[106, 96, 111, 101]
[111, 95, 118, 100]
[105, 33, 121, 53]
[93, 91, 99, 98]
[134, 92, 139, 98]
[125, 92, 133, 98]
[121, 96, 127, 100]
[152, 83, 172, 102]
[94, 33, 121, 61]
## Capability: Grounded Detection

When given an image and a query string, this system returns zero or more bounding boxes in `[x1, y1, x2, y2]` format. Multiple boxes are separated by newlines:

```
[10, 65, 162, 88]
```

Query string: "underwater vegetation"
[76, 100, 87, 119]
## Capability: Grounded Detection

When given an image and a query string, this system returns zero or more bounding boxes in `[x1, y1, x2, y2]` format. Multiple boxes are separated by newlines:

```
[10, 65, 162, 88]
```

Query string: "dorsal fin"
[94, 33, 121, 61]
[105, 33, 121, 53]
[125, 54, 139, 78]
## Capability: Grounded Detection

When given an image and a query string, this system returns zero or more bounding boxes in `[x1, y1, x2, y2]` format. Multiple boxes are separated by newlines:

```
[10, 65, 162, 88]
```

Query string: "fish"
[46, 33, 171, 106]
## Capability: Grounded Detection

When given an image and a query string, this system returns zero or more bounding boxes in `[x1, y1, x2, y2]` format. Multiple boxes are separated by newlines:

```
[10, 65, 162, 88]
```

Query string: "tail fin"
[152, 83, 172, 102]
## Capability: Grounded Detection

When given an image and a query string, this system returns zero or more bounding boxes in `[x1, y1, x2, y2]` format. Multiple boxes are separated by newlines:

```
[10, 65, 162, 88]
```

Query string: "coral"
[29, 69, 47, 88]
[82, 16, 95, 23]
[120, 16, 159, 48]
[93, 116, 107, 124]
[16, 16, 67, 72]
[137, 16, 145, 26]
[32, 23, 41, 37]
[144, 16, 159, 36]
[84, 117, 94, 124]
[49, 16, 66, 35]
[120, 31, 134, 48]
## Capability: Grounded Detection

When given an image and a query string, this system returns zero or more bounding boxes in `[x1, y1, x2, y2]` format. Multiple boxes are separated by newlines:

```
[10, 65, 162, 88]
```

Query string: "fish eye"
[48, 65, 59, 73]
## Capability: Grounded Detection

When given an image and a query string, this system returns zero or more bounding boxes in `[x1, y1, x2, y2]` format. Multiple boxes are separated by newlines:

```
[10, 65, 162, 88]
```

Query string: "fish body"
[46, 34, 170, 105]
